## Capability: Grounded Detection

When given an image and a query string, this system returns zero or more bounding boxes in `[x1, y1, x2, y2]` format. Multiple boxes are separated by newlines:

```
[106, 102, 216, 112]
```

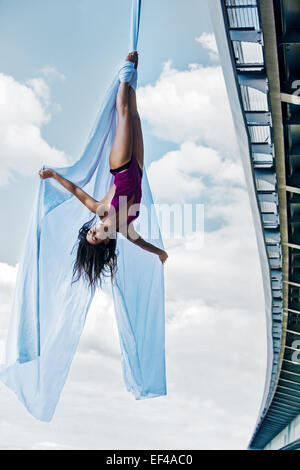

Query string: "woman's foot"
[125, 51, 138, 69]
[118, 51, 138, 89]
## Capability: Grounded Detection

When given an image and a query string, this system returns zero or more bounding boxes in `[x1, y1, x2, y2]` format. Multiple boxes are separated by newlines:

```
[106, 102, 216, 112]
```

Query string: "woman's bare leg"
[109, 81, 133, 170]
[109, 51, 138, 170]
[128, 86, 144, 173]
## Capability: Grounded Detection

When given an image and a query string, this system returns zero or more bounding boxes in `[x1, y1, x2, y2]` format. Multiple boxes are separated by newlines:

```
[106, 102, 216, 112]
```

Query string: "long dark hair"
[72, 216, 118, 289]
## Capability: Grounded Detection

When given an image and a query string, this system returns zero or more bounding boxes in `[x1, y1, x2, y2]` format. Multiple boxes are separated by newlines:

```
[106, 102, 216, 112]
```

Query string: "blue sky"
[0, 0, 268, 450]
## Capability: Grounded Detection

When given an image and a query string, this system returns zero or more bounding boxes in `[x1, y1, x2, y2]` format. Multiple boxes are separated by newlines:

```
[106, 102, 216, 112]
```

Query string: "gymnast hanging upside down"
[39, 51, 168, 287]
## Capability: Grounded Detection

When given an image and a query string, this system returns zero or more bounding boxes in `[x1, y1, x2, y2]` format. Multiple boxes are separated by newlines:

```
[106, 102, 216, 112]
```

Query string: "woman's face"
[86, 224, 110, 245]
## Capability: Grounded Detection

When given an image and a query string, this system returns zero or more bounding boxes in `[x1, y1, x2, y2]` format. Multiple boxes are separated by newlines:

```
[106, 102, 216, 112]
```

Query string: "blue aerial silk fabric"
[0, 0, 167, 421]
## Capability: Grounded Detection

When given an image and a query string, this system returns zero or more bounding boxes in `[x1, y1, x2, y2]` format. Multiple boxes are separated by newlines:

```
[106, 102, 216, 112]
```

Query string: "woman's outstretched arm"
[38, 168, 100, 213]
[120, 223, 168, 264]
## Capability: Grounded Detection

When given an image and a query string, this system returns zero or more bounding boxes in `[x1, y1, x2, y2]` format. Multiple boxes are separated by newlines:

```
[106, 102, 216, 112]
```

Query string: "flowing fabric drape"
[0, 0, 167, 421]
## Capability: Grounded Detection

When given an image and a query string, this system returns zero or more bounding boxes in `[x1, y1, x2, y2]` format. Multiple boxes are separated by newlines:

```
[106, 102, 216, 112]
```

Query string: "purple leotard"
[107, 154, 142, 229]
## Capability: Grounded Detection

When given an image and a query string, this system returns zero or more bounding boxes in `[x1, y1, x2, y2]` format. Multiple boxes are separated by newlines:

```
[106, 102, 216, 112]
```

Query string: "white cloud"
[0, 74, 48, 126]
[39, 65, 67, 82]
[26, 78, 51, 104]
[195, 32, 219, 62]
[163, 192, 263, 312]
[78, 288, 121, 359]
[147, 141, 245, 203]
[0, 262, 17, 320]
[0, 73, 69, 185]
[137, 61, 237, 158]
[31, 441, 77, 450]
[0, 262, 18, 361]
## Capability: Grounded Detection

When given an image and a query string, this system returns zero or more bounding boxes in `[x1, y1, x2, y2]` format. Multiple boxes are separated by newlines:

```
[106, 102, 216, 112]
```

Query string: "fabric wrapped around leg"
[118, 60, 138, 90]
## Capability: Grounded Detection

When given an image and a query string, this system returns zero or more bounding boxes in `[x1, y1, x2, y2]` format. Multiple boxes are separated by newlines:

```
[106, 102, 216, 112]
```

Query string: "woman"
[39, 51, 168, 288]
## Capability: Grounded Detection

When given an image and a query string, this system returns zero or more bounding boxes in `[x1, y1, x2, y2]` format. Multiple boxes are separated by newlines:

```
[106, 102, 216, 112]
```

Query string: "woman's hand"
[38, 168, 56, 179]
[158, 250, 168, 265]
[39, 169, 100, 212]
[124, 228, 169, 263]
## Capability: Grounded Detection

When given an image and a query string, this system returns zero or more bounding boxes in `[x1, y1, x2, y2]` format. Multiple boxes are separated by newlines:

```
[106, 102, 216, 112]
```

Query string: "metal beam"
[230, 28, 263, 43]
[281, 93, 300, 106]
[285, 345, 300, 352]
[280, 377, 300, 387]
[285, 185, 300, 195]
[277, 384, 300, 395]
[276, 390, 300, 403]
[237, 70, 268, 93]
[281, 368, 300, 378]
[282, 358, 300, 366]
[285, 307, 300, 315]
[245, 111, 272, 125]
[265, 416, 289, 425]
[286, 329, 300, 337]
[236, 62, 264, 69]
[283, 242, 300, 251]
[284, 280, 300, 288]
[252, 143, 273, 154]
[279, 31, 300, 45]
[270, 406, 297, 418]
[272, 399, 298, 410]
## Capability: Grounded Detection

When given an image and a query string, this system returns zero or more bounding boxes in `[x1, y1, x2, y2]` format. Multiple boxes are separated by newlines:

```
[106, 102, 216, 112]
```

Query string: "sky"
[0, 0, 268, 450]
